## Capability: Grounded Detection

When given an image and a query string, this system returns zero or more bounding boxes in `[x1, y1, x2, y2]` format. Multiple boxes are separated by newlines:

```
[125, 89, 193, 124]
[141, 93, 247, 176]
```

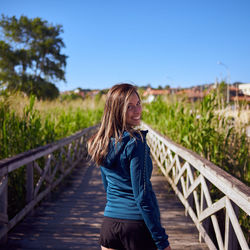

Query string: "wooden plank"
[151, 165, 209, 249]
[0, 176, 7, 196]
[185, 174, 202, 199]
[2, 160, 209, 250]
[0, 213, 8, 224]
[0, 125, 99, 243]
[34, 156, 52, 197]
[160, 166, 217, 249]
[187, 164, 200, 219]
[3, 162, 103, 249]
[147, 131, 219, 249]
[226, 197, 249, 250]
[26, 162, 34, 204]
[224, 209, 230, 250]
[0, 175, 8, 244]
[142, 122, 250, 249]
[0, 168, 7, 178]
[33, 161, 42, 174]
[200, 175, 224, 249]
[199, 197, 226, 222]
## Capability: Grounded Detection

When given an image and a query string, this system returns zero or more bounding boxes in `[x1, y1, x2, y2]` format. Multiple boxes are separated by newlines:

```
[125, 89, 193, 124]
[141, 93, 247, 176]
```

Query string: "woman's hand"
[164, 246, 171, 250]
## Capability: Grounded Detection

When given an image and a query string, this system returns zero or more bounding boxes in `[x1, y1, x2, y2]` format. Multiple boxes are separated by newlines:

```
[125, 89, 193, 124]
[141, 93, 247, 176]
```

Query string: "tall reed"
[0, 94, 103, 160]
[142, 92, 249, 185]
[142, 92, 250, 242]
[0, 93, 104, 218]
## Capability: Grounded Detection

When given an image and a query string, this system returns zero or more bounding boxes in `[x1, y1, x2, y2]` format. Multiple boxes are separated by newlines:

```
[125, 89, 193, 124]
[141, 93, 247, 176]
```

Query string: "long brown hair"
[87, 83, 141, 165]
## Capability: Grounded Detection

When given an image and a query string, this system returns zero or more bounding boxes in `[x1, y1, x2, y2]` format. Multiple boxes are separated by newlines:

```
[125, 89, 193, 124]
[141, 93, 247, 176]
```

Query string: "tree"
[0, 15, 67, 99]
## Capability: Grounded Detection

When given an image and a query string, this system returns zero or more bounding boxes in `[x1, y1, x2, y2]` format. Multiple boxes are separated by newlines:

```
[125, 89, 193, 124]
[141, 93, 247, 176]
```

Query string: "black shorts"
[99, 216, 157, 250]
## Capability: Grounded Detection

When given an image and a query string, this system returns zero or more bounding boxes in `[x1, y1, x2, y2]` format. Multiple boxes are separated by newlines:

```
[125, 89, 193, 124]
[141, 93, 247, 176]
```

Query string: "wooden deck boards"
[151, 167, 209, 250]
[3, 160, 209, 250]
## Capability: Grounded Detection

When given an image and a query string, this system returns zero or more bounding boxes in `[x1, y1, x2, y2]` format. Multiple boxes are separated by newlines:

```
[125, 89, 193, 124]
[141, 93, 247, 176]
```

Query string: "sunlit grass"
[0, 92, 104, 160]
[142, 92, 249, 185]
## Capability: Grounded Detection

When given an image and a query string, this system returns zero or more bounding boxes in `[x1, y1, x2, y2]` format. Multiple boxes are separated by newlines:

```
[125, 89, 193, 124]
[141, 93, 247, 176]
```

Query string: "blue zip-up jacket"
[100, 130, 169, 249]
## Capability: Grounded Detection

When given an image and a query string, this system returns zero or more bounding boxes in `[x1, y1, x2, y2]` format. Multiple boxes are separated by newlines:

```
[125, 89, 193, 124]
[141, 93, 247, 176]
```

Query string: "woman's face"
[126, 92, 142, 127]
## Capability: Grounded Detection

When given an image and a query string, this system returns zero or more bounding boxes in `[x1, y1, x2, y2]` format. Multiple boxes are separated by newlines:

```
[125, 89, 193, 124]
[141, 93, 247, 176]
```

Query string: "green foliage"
[11, 77, 60, 100]
[0, 15, 67, 100]
[143, 93, 250, 185]
[60, 92, 83, 101]
[0, 95, 43, 158]
[0, 95, 103, 160]
[0, 94, 103, 219]
[143, 93, 250, 241]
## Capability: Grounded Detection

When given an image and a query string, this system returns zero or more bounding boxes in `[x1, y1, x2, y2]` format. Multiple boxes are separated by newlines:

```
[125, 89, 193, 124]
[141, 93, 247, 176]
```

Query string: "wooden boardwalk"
[3, 160, 209, 250]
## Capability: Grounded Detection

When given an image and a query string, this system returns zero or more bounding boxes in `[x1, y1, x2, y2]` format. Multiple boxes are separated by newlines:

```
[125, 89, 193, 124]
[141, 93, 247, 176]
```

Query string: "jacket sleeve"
[128, 139, 170, 250]
[100, 167, 108, 192]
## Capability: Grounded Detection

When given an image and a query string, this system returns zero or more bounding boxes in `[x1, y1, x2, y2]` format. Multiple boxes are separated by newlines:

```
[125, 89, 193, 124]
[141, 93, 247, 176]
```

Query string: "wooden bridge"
[0, 123, 249, 250]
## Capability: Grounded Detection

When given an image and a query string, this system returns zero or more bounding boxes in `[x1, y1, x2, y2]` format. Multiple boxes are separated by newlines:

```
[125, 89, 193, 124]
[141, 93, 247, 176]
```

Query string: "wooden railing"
[0, 125, 97, 242]
[141, 122, 250, 250]
[1, 122, 249, 249]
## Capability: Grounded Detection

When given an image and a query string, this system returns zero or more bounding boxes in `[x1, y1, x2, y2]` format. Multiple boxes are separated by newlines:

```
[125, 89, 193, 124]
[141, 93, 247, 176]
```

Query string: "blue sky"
[1, 0, 250, 91]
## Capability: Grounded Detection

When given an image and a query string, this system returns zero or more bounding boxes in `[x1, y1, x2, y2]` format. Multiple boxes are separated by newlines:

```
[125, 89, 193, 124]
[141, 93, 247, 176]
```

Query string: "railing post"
[0, 175, 8, 244]
[47, 155, 52, 200]
[199, 178, 210, 243]
[227, 200, 239, 250]
[141, 122, 250, 249]
[0, 125, 98, 244]
[26, 163, 34, 215]
[186, 167, 194, 216]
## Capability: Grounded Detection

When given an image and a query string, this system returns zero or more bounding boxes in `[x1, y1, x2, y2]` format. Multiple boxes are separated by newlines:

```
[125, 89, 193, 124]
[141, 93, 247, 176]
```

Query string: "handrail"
[141, 122, 250, 250]
[0, 125, 98, 242]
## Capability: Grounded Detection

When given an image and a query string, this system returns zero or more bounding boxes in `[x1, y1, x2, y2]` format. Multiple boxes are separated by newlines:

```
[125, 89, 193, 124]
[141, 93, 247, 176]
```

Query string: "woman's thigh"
[101, 246, 116, 250]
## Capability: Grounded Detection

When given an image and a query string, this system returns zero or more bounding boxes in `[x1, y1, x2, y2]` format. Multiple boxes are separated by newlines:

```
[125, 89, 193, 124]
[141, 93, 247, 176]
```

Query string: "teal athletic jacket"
[100, 130, 169, 249]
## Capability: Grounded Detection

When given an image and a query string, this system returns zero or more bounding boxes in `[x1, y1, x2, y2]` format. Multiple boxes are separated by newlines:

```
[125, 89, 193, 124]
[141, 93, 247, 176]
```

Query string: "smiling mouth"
[131, 118, 141, 123]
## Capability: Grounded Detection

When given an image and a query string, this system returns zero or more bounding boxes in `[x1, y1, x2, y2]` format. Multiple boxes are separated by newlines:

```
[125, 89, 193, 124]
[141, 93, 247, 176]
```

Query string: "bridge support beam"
[227, 200, 239, 250]
[26, 163, 34, 216]
[0, 175, 8, 244]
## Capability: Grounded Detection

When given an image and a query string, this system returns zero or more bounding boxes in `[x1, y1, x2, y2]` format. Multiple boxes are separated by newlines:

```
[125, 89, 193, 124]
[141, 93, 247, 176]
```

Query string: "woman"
[88, 83, 171, 250]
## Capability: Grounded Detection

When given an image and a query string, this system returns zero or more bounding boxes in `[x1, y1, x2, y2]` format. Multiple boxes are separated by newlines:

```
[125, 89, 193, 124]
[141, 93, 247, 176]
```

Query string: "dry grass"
[215, 107, 250, 135]
[5, 93, 105, 119]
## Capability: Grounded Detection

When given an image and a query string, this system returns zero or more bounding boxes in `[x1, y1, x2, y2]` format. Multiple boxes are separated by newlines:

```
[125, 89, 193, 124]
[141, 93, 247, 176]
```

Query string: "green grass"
[0, 93, 103, 160]
[0, 92, 104, 218]
[142, 92, 250, 243]
[142, 92, 249, 185]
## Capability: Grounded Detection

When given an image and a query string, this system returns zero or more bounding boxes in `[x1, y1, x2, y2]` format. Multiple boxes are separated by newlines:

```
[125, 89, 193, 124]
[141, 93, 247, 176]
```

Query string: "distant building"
[141, 85, 250, 103]
[143, 87, 170, 97]
[238, 83, 250, 96]
[74, 88, 80, 94]
[228, 86, 250, 103]
[61, 90, 71, 95]
[89, 90, 100, 96]
[176, 88, 205, 101]
[142, 87, 170, 103]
